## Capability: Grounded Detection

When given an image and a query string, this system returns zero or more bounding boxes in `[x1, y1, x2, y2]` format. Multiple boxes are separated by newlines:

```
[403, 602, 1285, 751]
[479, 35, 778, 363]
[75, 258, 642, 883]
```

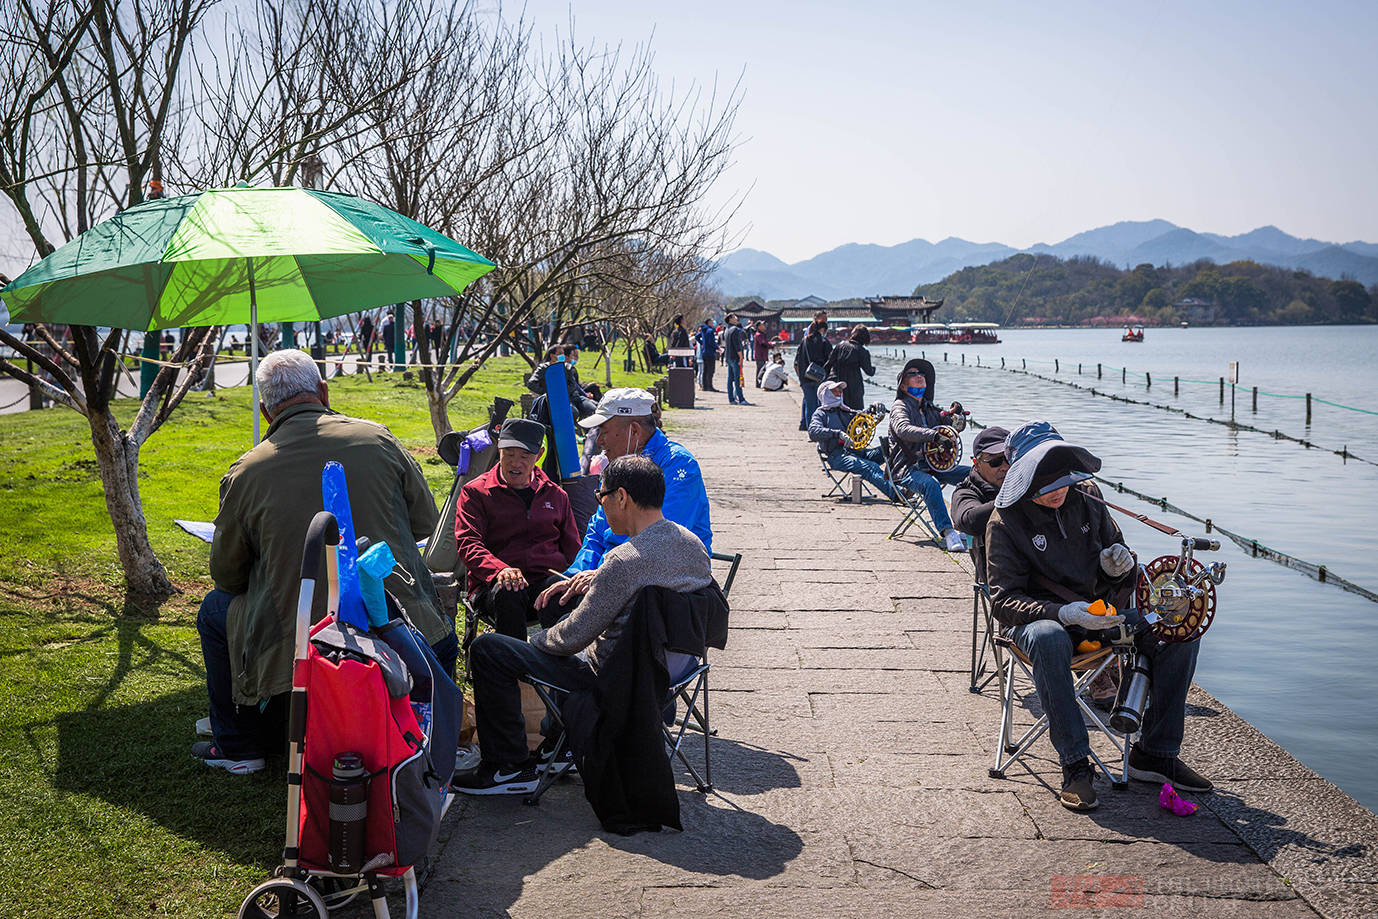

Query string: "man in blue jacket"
[536, 387, 712, 610]
[694, 321, 718, 392]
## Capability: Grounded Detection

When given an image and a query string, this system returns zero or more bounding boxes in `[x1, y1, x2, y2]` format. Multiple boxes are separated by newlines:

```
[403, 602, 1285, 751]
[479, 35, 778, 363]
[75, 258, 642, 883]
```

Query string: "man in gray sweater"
[455, 454, 713, 795]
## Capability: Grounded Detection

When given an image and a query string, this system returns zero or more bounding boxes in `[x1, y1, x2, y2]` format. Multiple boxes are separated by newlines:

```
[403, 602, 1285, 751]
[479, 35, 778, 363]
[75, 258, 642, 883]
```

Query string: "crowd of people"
[194, 320, 1211, 826]
[195, 347, 714, 808]
[793, 308, 1210, 812]
[682, 311, 789, 401]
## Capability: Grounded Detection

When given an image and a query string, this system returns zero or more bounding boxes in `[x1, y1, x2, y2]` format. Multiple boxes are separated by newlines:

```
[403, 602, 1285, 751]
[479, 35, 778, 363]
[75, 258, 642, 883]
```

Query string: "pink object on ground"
[1160, 782, 1198, 816]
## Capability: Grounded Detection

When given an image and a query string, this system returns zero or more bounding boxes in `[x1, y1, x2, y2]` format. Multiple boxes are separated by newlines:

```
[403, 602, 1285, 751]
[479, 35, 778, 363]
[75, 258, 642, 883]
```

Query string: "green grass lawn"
[0, 355, 663, 917]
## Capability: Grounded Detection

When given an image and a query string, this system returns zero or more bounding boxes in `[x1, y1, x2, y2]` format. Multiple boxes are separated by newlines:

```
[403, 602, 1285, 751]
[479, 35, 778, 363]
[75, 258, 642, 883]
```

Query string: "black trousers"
[701, 356, 716, 390]
[474, 574, 578, 639]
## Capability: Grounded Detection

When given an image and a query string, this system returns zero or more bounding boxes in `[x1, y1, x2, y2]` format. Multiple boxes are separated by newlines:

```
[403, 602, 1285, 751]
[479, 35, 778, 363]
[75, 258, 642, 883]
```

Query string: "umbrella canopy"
[1, 185, 496, 329]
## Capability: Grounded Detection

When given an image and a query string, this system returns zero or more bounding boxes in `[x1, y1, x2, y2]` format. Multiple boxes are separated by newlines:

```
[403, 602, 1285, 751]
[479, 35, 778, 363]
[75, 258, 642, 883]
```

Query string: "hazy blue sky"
[519, 0, 1378, 262]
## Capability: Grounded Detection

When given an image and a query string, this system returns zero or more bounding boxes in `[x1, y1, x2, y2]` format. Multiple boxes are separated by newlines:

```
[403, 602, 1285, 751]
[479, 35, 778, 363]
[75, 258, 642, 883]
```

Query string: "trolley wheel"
[238, 878, 328, 919]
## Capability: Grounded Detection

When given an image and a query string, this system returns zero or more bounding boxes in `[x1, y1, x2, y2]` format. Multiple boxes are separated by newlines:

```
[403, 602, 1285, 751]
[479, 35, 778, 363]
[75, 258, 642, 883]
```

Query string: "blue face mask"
[906, 385, 926, 399]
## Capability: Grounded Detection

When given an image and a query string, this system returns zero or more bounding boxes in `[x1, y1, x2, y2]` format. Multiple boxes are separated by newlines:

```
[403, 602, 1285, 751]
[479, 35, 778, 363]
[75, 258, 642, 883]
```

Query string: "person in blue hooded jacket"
[535, 387, 713, 611]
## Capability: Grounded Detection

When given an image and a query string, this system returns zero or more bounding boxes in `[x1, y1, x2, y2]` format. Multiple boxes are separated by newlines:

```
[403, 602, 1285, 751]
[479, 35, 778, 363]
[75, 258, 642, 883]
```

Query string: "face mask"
[906, 385, 926, 399]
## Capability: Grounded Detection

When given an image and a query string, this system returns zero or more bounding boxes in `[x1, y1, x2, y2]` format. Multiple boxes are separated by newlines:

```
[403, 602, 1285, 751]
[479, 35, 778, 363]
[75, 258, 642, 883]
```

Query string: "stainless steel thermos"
[1110, 652, 1151, 735]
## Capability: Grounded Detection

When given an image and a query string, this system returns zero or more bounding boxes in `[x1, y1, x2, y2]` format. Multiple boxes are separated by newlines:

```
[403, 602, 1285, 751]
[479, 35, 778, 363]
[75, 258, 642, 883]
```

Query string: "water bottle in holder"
[1110, 652, 1152, 735]
[329, 752, 368, 873]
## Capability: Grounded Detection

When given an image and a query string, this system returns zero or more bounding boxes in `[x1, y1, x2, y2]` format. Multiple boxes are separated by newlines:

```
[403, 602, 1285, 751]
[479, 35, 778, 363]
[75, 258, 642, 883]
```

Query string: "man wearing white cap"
[535, 387, 712, 610]
[986, 421, 1210, 813]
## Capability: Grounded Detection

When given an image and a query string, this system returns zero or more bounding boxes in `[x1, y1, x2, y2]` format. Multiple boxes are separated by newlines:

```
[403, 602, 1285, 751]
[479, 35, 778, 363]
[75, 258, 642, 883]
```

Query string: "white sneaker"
[943, 529, 968, 553]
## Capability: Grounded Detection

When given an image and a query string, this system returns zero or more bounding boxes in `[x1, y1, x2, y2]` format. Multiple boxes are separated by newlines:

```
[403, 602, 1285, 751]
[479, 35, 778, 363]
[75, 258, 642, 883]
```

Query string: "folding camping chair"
[968, 540, 1003, 694]
[522, 550, 741, 804]
[988, 635, 1133, 787]
[817, 444, 878, 503]
[879, 435, 941, 542]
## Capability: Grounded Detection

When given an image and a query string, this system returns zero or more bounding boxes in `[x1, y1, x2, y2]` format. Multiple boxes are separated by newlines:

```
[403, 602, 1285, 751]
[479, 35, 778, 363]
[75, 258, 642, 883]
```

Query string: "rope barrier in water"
[954, 361, 1378, 469]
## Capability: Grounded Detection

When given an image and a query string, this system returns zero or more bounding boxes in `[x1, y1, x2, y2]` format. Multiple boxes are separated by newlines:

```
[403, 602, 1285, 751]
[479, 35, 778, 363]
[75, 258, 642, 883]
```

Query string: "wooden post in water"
[961, 353, 965, 365]
[1078, 363, 1082, 375]
[1122, 367, 1126, 384]
[1001, 357, 1005, 368]
[1306, 393, 1312, 424]
[1252, 386, 1258, 413]
[1174, 376, 1179, 396]
[1219, 377, 1224, 404]
[1022, 358, 1026, 369]
[1097, 363, 1102, 379]
[944, 352, 948, 362]
[1055, 359, 1059, 373]
[1146, 371, 1151, 389]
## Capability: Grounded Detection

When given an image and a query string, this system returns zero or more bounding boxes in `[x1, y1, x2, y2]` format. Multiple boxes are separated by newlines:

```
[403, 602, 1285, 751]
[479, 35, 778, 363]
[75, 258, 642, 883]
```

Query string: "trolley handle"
[300, 511, 340, 582]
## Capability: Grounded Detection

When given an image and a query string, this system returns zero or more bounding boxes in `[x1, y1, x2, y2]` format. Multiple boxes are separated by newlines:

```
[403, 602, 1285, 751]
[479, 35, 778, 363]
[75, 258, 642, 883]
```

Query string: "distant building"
[862, 295, 945, 324]
[731, 299, 784, 337]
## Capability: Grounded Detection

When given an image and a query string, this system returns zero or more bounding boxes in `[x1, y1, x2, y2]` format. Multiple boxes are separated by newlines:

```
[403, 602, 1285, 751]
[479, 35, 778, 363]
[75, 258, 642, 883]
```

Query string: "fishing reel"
[844, 403, 888, 449]
[922, 425, 963, 472]
[939, 401, 969, 432]
[1133, 537, 1227, 642]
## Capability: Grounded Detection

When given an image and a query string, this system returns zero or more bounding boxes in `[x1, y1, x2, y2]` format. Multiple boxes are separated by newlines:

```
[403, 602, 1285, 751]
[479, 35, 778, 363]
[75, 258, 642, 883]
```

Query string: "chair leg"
[523, 681, 570, 806]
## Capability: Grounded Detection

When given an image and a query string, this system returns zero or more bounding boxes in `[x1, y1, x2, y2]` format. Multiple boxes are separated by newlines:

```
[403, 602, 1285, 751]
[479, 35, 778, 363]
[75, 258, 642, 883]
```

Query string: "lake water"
[858, 326, 1378, 812]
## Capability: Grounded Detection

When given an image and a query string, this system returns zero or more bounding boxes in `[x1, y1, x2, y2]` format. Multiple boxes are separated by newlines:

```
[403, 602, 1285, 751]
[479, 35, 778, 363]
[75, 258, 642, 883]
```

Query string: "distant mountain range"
[712, 220, 1378, 301]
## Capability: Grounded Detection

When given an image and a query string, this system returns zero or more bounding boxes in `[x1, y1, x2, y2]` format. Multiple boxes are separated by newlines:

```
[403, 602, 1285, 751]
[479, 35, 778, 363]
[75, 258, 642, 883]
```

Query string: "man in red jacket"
[455, 418, 581, 638]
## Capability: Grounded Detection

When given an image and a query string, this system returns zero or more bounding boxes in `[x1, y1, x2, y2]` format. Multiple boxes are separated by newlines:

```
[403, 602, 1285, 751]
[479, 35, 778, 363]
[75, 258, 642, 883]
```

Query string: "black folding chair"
[880, 435, 941, 542]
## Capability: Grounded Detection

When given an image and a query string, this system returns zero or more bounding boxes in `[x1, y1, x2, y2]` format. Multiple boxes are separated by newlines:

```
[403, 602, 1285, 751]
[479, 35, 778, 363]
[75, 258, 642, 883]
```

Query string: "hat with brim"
[496, 417, 546, 454]
[994, 421, 1101, 508]
[578, 387, 657, 428]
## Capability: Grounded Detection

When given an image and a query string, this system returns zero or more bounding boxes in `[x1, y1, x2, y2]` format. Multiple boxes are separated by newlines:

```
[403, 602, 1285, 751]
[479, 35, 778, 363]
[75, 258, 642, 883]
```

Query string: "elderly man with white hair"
[194, 349, 453, 775]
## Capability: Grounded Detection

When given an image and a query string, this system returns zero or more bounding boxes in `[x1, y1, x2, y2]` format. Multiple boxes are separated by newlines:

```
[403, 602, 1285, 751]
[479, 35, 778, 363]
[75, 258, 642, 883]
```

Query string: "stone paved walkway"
[426, 384, 1376, 918]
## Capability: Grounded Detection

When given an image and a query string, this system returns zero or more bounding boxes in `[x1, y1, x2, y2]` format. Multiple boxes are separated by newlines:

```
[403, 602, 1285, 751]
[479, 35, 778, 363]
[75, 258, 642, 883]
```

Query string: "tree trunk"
[87, 405, 175, 597]
[426, 383, 454, 442]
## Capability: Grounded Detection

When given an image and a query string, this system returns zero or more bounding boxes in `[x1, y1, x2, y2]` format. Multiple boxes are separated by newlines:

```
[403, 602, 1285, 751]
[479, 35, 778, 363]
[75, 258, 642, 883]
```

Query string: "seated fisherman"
[986, 421, 1211, 812]
[888, 358, 971, 553]
[949, 425, 1010, 581]
[808, 380, 896, 500]
[198, 349, 453, 775]
[455, 455, 713, 794]
[760, 353, 790, 391]
[643, 335, 671, 368]
[534, 388, 711, 612]
[454, 418, 581, 639]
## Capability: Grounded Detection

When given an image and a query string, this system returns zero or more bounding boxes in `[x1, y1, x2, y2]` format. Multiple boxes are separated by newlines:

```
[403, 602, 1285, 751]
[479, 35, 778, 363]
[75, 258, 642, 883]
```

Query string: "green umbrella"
[1, 184, 497, 440]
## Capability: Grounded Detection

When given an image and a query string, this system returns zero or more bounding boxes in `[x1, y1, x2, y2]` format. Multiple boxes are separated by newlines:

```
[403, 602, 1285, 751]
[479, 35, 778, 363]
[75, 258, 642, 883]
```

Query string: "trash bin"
[667, 367, 696, 409]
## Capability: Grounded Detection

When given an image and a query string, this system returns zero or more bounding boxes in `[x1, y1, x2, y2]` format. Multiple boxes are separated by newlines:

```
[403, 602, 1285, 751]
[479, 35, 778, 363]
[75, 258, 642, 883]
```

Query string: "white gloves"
[1100, 543, 1134, 577]
[839, 433, 853, 449]
[1057, 601, 1124, 630]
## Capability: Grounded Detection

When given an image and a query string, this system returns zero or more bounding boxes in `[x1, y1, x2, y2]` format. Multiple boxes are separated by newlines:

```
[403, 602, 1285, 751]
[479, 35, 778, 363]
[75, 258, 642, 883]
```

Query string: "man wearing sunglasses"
[950, 426, 1010, 582]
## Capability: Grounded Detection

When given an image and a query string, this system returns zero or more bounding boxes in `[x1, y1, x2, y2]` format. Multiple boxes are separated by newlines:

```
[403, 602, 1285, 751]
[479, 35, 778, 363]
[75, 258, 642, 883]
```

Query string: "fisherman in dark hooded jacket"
[887, 357, 971, 552]
[985, 420, 1211, 813]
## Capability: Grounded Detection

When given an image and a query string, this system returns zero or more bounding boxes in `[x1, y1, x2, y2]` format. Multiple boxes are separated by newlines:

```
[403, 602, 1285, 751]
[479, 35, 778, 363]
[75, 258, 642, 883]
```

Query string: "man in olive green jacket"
[194, 349, 453, 774]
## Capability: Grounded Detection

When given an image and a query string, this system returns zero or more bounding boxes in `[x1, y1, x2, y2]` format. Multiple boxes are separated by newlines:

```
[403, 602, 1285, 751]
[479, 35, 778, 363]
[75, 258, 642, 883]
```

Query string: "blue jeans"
[800, 378, 820, 428]
[198, 589, 458, 759]
[1012, 619, 1200, 766]
[898, 463, 970, 532]
[825, 446, 897, 500]
[725, 358, 744, 402]
[469, 632, 596, 767]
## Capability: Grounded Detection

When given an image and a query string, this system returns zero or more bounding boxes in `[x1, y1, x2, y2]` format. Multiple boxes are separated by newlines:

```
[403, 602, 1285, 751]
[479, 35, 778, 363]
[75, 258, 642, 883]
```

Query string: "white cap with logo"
[578, 387, 657, 428]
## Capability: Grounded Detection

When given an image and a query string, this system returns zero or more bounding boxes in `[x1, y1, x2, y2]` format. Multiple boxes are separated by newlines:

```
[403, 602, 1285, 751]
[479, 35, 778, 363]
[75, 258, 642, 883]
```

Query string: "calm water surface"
[857, 326, 1378, 811]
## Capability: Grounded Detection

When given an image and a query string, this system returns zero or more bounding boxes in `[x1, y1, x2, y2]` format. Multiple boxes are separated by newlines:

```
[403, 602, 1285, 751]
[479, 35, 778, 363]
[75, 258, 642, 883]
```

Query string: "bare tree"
[0, 0, 419, 596]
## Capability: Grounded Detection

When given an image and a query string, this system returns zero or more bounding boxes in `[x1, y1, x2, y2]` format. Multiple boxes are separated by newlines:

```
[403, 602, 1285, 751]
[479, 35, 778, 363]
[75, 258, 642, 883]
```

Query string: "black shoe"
[191, 741, 265, 775]
[1127, 747, 1213, 792]
[451, 759, 540, 796]
[536, 736, 577, 776]
[1059, 758, 1099, 811]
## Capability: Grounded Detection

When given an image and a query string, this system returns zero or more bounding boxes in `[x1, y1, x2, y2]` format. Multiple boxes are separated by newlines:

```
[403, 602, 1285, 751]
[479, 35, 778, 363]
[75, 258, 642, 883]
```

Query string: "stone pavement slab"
[419, 383, 1371, 918]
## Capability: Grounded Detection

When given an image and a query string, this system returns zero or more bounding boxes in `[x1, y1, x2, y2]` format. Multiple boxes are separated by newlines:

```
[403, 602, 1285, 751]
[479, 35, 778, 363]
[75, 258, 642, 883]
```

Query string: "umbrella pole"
[250, 259, 260, 445]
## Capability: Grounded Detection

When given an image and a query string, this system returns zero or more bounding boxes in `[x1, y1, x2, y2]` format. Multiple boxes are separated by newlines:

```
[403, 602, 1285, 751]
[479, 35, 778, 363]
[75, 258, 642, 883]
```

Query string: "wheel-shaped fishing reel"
[1134, 537, 1227, 642]
[844, 402, 888, 449]
[922, 425, 963, 472]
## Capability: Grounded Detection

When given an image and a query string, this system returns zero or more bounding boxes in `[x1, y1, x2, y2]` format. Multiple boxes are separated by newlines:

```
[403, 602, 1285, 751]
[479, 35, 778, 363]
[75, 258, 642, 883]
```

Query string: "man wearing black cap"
[455, 418, 581, 638]
[950, 425, 1010, 582]
[986, 421, 1210, 812]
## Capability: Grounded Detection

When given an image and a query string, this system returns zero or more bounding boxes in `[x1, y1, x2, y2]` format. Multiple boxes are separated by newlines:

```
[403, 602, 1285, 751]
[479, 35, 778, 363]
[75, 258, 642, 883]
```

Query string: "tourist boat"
[1122, 327, 1145, 342]
[869, 325, 914, 344]
[947, 322, 1001, 344]
[910, 323, 950, 344]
